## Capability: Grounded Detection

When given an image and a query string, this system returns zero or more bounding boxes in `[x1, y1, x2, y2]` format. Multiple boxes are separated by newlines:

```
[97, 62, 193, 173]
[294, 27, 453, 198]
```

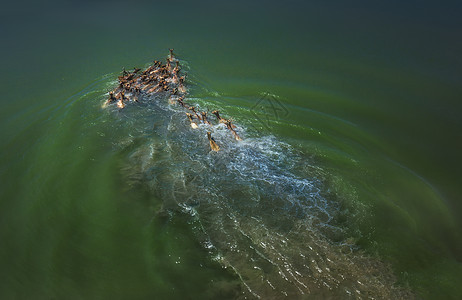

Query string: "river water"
[1, 0, 461, 299]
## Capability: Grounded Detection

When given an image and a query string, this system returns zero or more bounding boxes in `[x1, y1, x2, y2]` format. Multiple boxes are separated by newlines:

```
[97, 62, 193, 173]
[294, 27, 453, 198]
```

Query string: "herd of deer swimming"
[104, 49, 241, 151]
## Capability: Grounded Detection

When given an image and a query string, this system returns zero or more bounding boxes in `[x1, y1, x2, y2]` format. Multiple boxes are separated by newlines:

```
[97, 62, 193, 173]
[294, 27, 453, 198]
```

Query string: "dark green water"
[1, 0, 461, 299]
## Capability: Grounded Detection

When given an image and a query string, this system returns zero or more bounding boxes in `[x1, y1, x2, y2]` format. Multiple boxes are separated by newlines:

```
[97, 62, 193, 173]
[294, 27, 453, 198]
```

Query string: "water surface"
[1, 0, 461, 299]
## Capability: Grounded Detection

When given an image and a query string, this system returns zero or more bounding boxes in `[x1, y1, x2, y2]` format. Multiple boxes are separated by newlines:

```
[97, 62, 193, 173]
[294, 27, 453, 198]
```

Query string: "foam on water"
[106, 73, 412, 299]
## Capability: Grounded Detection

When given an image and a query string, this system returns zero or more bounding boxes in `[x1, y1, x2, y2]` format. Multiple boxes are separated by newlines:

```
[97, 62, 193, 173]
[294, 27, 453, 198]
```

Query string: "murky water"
[106, 73, 413, 298]
[1, 0, 461, 299]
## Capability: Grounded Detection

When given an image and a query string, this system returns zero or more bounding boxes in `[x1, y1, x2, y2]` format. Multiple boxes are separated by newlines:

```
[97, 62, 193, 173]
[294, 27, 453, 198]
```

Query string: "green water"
[1, 0, 461, 299]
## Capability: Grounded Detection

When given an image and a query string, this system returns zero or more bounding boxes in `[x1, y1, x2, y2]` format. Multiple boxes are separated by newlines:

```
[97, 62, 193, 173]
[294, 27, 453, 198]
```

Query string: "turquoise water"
[1, 0, 461, 298]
